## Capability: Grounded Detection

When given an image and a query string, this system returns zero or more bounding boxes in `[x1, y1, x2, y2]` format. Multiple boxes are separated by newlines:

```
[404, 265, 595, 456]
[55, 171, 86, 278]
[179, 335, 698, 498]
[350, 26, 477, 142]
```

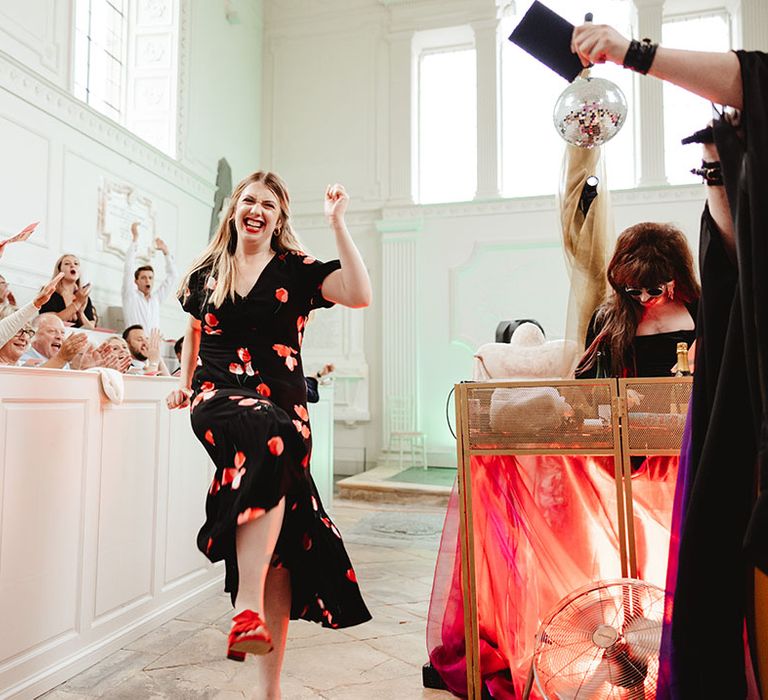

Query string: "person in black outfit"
[572, 22, 768, 699]
[305, 363, 334, 403]
[166, 172, 371, 698]
[576, 222, 699, 379]
[38, 253, 96, 328]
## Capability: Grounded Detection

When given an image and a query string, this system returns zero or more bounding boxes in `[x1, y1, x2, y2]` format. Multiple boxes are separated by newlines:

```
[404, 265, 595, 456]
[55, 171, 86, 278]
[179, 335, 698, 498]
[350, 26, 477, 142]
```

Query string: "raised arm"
[123, 223, 139, 297]
[0, 272, 64, 346]
[701, 140, 737, 261]
[153, 237, 178, 302]
[166, 315, 201, 408]
[320, 184, 372, 309]
[571, 23, 743, 109]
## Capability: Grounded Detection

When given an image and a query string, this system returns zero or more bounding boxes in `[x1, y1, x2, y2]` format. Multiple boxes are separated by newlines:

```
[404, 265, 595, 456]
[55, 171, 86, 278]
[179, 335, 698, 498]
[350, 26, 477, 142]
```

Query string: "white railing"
[0, 368, 219, 699]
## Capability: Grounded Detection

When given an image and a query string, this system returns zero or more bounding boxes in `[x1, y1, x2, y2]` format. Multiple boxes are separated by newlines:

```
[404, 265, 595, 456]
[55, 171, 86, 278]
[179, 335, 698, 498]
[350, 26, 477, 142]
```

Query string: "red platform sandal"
[227, 610, 273, 659]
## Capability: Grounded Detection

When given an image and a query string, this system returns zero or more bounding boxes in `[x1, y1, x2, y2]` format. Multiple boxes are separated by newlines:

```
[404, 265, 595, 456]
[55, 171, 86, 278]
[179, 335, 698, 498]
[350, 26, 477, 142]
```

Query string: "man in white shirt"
[122, 222, 177, 332]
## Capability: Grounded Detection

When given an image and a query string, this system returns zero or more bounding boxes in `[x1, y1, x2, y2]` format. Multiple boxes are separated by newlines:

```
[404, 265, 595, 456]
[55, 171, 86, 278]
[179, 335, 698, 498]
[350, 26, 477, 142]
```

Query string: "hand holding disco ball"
[508, 3, 629, 148]
[553, 74, 628, 148]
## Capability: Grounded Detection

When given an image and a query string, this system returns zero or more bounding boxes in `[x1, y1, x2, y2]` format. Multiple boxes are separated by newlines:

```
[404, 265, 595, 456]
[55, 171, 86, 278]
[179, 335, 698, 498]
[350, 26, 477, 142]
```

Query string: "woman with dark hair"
[577, 222, 700, 378]
[166, 171, 371, 697]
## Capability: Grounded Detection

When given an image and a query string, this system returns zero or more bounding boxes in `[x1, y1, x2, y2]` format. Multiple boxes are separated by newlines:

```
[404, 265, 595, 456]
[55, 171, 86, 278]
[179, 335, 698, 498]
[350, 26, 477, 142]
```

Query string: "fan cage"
[533, 578, 665, 700]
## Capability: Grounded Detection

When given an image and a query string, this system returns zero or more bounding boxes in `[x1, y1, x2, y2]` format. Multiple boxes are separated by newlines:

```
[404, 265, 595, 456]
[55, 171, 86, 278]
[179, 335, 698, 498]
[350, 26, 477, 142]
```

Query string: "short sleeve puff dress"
[180, 251, 370, 629]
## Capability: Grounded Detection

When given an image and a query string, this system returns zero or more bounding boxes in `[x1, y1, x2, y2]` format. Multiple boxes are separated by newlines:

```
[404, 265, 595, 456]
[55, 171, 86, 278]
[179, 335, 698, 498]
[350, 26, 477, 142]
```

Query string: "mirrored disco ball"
[553, 76, 628, 148]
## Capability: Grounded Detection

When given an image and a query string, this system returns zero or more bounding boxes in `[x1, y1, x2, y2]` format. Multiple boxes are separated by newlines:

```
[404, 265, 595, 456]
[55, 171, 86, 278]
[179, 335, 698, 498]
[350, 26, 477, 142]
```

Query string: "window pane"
[663, 14, 730, 185]
[417, 48, 477, 204]
[501, 0, 635, 197]
[73, 0, 126, 122]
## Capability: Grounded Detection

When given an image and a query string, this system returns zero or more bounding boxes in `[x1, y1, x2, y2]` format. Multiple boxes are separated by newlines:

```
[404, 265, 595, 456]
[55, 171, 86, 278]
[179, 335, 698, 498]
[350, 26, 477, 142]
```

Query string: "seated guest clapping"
[22, 313, 66, 364]
[0, 326, 34, 365]
[39, 253, 96, 329]
[0, 272, 64, 347]
[122, 325, 171, 376]
[0, 273, 17, 319]
[105, 336, 134, 373]
[20, 314, 88, 369]
[20, 313, 129, 371]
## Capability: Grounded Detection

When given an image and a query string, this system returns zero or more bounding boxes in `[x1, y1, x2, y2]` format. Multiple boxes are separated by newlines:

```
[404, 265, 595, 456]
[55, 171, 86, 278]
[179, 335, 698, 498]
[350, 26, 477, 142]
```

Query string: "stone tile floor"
[40, 500, 455, 699]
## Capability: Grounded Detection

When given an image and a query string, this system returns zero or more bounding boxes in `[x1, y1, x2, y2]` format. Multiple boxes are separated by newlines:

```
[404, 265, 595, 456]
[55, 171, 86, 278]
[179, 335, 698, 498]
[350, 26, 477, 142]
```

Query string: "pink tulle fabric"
[427, 454, 678, 699]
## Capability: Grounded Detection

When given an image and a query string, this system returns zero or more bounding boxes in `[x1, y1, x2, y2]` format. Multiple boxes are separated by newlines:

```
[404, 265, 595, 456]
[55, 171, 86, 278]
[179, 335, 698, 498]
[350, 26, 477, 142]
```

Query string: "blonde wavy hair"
[52, 253, 86, 291]
[178, 171, 304, 309]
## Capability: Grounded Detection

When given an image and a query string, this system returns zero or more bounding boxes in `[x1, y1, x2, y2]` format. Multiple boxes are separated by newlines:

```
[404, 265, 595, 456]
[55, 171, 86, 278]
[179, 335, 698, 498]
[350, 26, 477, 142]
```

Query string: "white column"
[472, 18, 501, 200]
[378, 221, 421, 445]
[387, 30, 415, 206]
[634, 0, 667, 187]
[729, 0, 768, 50]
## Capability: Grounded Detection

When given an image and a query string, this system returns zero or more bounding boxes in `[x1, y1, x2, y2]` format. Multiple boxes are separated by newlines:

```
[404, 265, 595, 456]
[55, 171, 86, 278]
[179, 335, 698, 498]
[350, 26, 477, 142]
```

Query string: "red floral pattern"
[256, 382, 271, 397]
[272, 343, 298, 371]
[179, 254, 370, 631]
[267, 436, 284, 456]
[294, 404, 309, 421]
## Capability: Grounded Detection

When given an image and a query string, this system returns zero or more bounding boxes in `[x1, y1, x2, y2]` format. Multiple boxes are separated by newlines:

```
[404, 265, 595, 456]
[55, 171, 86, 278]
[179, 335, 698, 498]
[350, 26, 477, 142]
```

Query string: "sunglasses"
[624, 283, 668, 298]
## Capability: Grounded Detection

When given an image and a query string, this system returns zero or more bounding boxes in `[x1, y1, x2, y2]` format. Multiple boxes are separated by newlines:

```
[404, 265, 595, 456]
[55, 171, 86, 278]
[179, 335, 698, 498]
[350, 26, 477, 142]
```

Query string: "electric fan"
[532, 578, 664, 700]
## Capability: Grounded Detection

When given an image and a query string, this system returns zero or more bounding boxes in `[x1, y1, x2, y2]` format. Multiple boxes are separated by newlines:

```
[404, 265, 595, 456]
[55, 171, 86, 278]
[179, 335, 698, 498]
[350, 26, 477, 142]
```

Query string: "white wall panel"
[94, 403, 159, 619]
[449, 242, 570, 352]
[0, 369, 221, 699]
[0, 114, 51, 245]
[0, 0, 69, 87]
[0, 401, 87, 660]
[268, 30, 381, 202]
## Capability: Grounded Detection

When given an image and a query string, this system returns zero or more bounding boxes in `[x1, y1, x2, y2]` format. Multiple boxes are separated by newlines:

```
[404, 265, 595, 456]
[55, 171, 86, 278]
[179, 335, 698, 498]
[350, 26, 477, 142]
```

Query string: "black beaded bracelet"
[622, 38, 658, 74]
[691, 159, 724, 186]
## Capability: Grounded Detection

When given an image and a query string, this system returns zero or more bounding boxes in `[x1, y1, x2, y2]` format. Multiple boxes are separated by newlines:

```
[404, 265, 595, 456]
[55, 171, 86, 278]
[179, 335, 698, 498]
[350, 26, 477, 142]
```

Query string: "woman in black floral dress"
[166, 172, 371, 695]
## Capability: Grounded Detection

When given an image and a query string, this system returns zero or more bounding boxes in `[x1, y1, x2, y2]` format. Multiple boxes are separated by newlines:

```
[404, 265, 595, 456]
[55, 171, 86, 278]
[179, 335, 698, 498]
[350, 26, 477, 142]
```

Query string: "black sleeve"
[295, 254, 342, 311]
[179, 268, 207, 320]
[38, 291, 65, 315]
[83, 297, 95, 322]
[305, 376, 320, 403]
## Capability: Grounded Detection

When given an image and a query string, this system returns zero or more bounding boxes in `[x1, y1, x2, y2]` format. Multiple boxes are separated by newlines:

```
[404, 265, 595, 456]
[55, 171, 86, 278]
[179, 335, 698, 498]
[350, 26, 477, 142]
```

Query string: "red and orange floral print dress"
[180, 251, 370, 629]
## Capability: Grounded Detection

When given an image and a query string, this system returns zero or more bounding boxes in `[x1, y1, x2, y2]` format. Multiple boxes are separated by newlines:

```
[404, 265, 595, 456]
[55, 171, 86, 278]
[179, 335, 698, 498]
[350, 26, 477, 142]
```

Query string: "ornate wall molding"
[375, 184, 703, 222]
[0, 0, 64, 81]
[290, 183, 704, 237]
[0, 49, 213, 205]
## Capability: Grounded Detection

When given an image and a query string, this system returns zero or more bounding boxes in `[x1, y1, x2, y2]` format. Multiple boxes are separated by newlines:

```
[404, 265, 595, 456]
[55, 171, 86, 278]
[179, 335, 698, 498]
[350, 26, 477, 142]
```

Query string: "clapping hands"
[146, 328, 162, 365]
[74, 283, 92, 308]
[33, 272, 65, 310]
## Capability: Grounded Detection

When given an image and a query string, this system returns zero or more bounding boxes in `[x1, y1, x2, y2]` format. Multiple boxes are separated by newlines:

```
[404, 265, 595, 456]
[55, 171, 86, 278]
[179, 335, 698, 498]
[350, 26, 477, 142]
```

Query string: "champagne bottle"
[671, 342, 691, 414]
[675, 342, 691, 377]
[595, 349, 608, 379]
[595, 350, 610, 423]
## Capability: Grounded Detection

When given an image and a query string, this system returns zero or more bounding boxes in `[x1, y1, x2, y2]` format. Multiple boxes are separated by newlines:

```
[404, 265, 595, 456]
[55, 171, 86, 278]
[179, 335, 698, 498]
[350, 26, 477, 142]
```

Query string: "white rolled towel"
[87, 367, 125, 405]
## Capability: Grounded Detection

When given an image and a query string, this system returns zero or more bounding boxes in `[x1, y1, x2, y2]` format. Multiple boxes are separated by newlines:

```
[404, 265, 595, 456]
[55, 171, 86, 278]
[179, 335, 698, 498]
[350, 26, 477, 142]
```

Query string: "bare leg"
[234, 498, 286, 616]
[251, 566, 292, 700]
